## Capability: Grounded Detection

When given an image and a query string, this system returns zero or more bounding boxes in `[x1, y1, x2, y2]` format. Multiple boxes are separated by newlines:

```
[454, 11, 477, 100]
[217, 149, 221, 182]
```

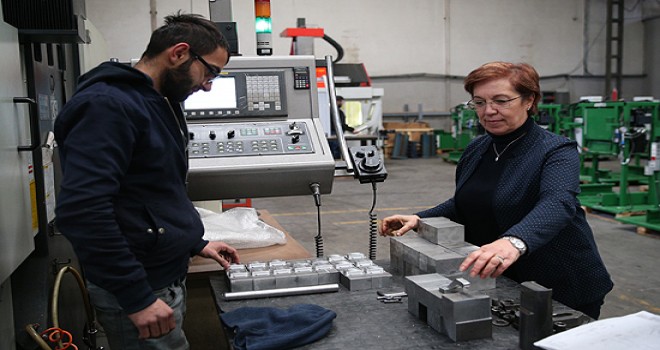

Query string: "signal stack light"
[255, 0, 272, 55]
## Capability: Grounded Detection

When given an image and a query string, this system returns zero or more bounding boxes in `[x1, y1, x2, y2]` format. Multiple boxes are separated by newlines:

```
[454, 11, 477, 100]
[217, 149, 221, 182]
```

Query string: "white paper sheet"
[534, 311, 660, 350]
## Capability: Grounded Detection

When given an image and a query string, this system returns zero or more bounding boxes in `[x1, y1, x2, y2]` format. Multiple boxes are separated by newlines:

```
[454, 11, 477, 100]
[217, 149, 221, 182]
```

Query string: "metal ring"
[495, 255, 505, 264]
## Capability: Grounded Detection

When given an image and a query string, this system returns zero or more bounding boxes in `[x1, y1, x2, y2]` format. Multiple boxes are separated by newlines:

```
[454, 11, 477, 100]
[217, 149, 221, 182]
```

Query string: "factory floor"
[99, 157, 660, 349]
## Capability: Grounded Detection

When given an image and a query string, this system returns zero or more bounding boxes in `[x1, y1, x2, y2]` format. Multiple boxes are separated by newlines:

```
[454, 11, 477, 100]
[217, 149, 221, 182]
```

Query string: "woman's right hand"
[380, 215, 421, 236]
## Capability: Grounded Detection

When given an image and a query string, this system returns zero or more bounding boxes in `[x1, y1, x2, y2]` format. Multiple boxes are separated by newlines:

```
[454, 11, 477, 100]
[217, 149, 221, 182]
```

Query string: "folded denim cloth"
[220, 303, 336, 350]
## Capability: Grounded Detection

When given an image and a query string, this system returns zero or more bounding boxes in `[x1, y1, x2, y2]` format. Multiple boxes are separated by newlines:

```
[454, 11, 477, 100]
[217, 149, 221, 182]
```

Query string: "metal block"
[346, 252, 367, 262]
[405, 274, 452, 316]
[228, 274, 253, 292]
[315, 266, 340, 285]
[274, 269, 298, 289]
[268, 259, 289, 269]
[417, 217, 464, 244]
[406, 273, 492, 342]
[441, 291, 492, 322]
[444, 271, 496, 291]
[402, 241, 420, 266]
[431, 250, 464, 275]
[438, 240, 475, 250]
[451, 244, 480, 257]
[294, 272, 319, 287]
[453, 318, 493, 341]
[519, 281, 553, 350]
[252, 274, 277, 291]
[369, 270, 393, 289]
[339, 269, 373, 291]
[327, 254, 348, 264]
[389, 237, 404, 274]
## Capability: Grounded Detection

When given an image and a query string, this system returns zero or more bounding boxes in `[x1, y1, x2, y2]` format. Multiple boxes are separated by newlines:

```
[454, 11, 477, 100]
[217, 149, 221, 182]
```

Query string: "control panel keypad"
[188, 122, 314, 158]
[246, 75, 282, 112]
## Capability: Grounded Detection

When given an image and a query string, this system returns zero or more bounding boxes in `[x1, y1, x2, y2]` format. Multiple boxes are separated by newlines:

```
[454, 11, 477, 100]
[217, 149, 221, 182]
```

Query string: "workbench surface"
[210, 265, 578, 350]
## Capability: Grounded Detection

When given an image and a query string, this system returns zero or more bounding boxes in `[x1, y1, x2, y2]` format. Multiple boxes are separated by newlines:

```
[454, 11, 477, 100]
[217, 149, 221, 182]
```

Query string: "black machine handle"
[13, 97, 40, 152]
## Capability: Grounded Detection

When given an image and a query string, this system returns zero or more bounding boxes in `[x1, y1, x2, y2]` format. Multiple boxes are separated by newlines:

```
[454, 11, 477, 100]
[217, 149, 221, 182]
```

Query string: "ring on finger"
[495, 255, 505, 264]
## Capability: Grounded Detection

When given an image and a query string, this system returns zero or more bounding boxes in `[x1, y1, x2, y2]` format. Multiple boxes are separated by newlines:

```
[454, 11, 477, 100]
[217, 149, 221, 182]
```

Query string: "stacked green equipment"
[578, 100, 660, 215]
[534, 104, 563, 134]
[614, 100, 660, 230]
[442, 103, 482, 163]
[571, 101, 624, 184]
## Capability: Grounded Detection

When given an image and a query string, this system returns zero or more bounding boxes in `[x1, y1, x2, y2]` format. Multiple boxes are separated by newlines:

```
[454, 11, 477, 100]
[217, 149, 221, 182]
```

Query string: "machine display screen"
[184, 77, 237, 110]
[183, 70, 288, 119]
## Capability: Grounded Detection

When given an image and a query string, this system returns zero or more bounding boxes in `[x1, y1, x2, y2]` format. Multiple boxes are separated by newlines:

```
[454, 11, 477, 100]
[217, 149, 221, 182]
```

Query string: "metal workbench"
[209, 263, 581, 350]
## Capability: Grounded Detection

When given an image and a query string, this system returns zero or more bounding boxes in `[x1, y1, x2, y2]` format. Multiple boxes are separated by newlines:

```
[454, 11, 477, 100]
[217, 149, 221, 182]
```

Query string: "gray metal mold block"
[441, 291, 492, 322]
[274, 273, 298, 289]
[440, 291, 492, 342]
[417, 217, 464, 244]
[316, 269, 340, 285]
[451, 244, 480, 257]
[453, 318, 493, 342]
[431, 250, 465, 275]
[228, 276, 254, 292]
[251, 275, 277, 291]
[370, 272, 393, 289]
[339, 273, 373, 291]
[294, 272, 319, 287]
[444, 271, 496, 291]
[405, 274, 452, 317]
[389, 237, 404, 274]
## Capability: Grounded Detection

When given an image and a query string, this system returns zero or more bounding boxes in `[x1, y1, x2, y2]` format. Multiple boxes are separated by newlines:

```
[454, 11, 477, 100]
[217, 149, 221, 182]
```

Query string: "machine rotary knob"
[209, 130, 217, 140]
[227, 130, 236, 139]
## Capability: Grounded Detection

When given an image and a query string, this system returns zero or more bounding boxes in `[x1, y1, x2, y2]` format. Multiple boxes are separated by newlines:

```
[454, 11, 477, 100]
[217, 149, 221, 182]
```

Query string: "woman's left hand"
[459, 238, 521, 279]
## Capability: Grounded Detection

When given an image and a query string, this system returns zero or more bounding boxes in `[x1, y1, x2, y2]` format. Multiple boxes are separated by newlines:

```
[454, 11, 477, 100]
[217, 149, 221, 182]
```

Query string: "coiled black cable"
[315, 204, 324, 258]
[310, 183, 324, 257]
[368, 182, 378, 260]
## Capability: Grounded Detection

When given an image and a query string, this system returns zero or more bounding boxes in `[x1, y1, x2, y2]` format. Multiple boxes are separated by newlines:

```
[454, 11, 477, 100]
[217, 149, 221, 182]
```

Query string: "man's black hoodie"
[55, 62, 207, 313]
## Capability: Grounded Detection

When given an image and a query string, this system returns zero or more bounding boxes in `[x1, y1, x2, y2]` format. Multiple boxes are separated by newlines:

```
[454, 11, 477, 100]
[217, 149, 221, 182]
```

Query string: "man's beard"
[160, 58, 195, 102]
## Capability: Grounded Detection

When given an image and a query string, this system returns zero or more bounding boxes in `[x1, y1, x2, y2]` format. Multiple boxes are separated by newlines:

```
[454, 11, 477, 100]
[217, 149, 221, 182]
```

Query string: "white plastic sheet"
[534, 311, 660, 350]
[198, 207, 286, 249]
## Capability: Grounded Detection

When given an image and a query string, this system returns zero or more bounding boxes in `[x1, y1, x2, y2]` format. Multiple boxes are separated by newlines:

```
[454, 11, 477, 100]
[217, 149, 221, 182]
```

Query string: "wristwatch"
[502, 236, 527, 256]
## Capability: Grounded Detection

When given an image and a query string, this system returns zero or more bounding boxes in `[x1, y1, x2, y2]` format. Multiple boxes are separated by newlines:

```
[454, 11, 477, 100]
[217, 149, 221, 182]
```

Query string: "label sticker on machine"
[188, 121, 314, 158]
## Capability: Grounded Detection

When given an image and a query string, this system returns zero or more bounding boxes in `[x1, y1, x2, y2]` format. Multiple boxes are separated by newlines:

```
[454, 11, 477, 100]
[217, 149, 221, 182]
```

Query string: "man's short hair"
[142, 12, 229, 62]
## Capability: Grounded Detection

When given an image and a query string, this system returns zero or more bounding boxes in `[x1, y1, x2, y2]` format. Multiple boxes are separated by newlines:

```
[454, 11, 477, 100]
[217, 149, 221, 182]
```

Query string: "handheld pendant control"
[349, 145, 388, 183]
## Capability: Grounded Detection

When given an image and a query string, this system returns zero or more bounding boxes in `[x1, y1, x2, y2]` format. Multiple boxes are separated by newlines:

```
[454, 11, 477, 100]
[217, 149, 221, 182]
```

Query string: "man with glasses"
[55, 12, 238, 349]
[381, 62, 613, 320]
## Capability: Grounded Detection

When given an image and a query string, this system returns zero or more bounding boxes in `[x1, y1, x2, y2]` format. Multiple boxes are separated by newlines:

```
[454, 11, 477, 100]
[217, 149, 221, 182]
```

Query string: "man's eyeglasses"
[467, 96, 521, 110]
[189, 49, 221, 83]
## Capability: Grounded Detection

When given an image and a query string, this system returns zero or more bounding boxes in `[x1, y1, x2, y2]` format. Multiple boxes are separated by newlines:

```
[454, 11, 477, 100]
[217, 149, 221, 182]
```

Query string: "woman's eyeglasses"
[467, 96, 521, 110]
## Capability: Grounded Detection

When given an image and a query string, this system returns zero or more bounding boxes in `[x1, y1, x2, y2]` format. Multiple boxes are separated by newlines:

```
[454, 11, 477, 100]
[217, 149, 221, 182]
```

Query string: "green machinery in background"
[614, 101, 660, 230]
[439, 103, 482, 163]
[576, 100, 660, 216]
[572, 101, 625, 184]
[434, 97, 660, 228]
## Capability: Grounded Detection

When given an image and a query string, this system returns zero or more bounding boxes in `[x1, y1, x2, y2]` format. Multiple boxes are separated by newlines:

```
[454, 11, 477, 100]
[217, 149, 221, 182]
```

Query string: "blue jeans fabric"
[87, 278, 189, 350]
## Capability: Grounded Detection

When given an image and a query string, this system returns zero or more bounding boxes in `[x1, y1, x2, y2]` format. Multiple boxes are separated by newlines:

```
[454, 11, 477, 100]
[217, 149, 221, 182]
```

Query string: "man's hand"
[198, 241, 240, 269]
[127, 299, 175, 339]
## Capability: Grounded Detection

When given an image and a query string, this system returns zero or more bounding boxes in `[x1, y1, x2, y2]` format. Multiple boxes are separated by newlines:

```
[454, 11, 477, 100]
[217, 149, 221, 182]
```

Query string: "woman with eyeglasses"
[380, 61, 613, 319]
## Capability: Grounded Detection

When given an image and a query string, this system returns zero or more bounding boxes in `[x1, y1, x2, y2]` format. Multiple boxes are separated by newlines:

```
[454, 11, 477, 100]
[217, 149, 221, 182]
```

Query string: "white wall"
[85, 0, 210, 62]
[84, 0, 651, 112]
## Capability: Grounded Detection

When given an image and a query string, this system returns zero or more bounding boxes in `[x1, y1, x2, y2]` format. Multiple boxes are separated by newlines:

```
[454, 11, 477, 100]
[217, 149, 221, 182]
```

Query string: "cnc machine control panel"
[182, 56, 335, 201]
[188, 121, 314, 158]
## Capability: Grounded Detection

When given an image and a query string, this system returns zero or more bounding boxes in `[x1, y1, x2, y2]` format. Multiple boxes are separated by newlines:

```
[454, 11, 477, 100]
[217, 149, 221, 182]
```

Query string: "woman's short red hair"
[464, 61, 541, 115]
